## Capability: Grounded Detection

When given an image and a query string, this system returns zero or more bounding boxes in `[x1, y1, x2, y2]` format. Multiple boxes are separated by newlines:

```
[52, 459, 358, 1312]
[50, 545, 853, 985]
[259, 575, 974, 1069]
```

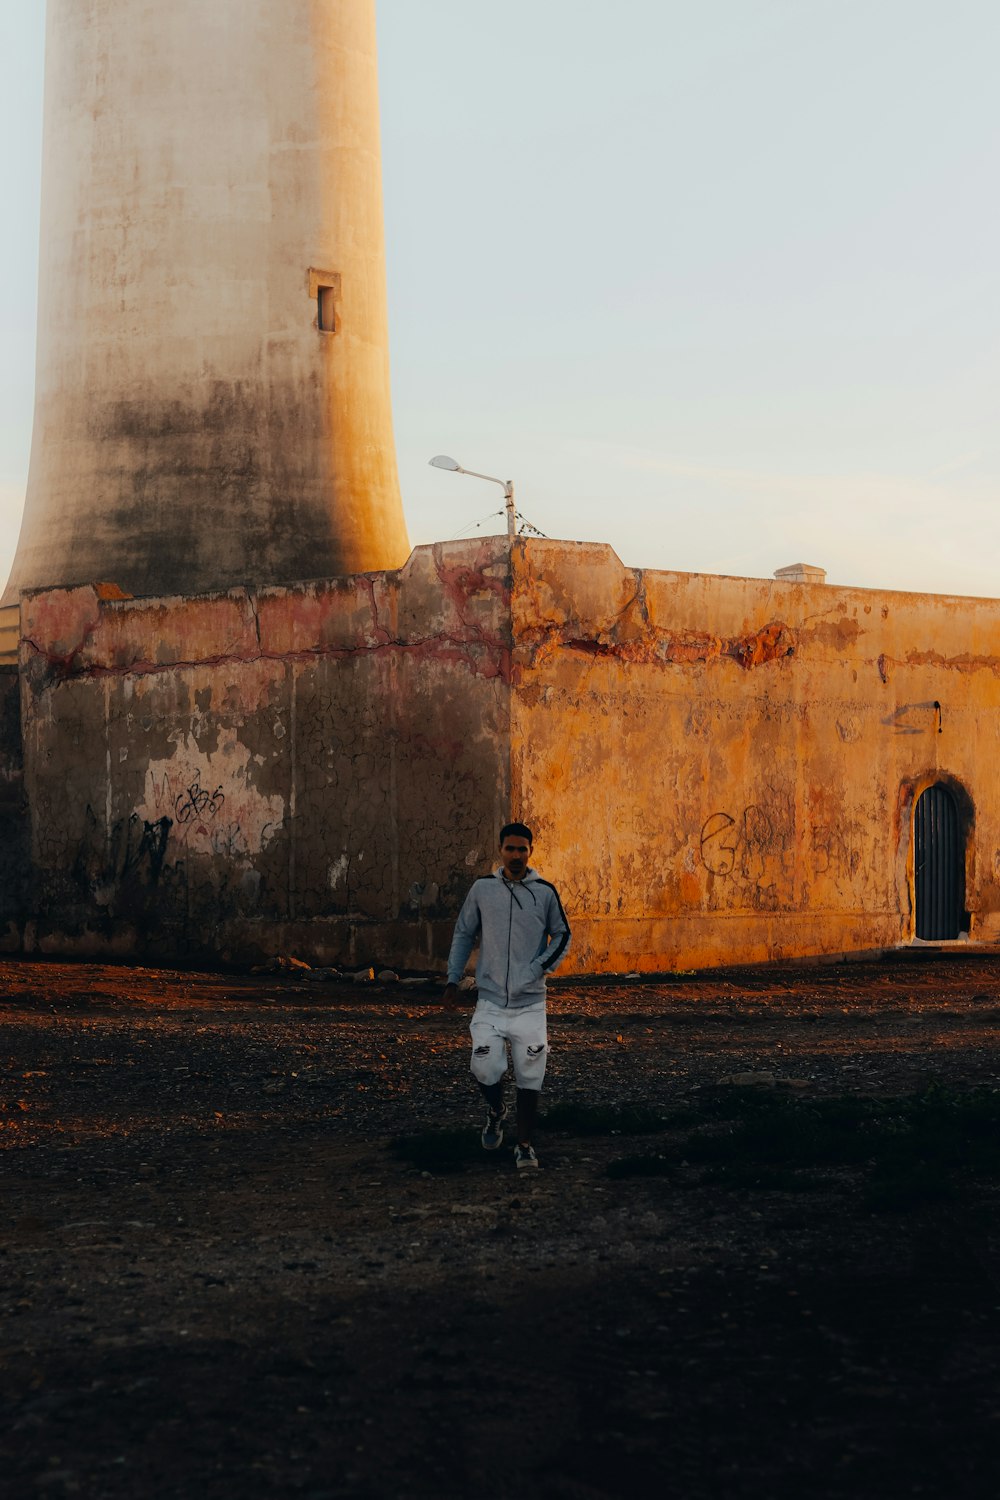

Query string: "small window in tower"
[309, 268, 341, 335]
[318, 285, 337, 333]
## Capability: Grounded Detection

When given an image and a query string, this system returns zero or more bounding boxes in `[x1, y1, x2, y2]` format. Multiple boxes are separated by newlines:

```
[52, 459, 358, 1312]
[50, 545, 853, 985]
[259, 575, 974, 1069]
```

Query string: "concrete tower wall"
[4, 0, 409, 605]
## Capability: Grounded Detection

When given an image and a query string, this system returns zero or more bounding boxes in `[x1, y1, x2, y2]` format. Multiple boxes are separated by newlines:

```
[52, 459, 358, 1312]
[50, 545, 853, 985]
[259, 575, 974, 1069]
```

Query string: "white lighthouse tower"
[3, 0, 410, 604]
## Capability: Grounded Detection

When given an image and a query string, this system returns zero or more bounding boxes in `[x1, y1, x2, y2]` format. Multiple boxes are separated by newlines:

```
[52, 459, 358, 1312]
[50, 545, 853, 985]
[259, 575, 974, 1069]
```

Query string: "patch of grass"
[542, 1102, 673, 1135]
[389, 1128, 484, 1174]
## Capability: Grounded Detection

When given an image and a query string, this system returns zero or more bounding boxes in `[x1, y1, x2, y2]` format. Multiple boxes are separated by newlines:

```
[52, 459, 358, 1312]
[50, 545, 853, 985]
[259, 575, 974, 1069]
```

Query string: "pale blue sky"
[1, 1, 998, 596]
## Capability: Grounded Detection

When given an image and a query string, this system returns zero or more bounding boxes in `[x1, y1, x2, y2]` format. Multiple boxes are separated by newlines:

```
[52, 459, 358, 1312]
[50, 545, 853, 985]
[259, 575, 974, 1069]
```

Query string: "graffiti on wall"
[808, 820, 879, 887]
[71, 803, 176, 904]
[700, 807, 771, 878]
[698, 791, 882, 908]
[137, 744, 286, 861]
[173, 776, 225, 825]
[109, 812, 172, 883]
[54, 741, 291, 920]
[699, 804, 791, 907]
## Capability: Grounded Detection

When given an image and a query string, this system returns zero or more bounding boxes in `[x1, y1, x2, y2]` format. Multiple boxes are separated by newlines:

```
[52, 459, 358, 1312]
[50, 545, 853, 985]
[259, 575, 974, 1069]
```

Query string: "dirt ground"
[2, 951, 999, 1500]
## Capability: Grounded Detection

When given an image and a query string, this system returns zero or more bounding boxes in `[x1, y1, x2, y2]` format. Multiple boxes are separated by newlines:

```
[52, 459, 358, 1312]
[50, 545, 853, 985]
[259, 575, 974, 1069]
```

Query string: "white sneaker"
[481, 1104, 507, 1151]
[514, 1143, 539, 1170]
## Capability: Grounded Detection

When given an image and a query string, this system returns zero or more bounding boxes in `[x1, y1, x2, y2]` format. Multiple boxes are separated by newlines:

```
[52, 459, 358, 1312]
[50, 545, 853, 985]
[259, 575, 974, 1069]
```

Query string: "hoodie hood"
[492, 865, 540, 884]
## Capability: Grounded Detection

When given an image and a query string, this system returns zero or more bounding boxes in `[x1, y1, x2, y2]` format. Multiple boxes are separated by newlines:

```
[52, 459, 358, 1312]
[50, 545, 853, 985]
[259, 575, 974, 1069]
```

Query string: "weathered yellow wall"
[20, 542, 510, 965]
[15, 535, 1000, 973]
[510, 542, 1000, 972]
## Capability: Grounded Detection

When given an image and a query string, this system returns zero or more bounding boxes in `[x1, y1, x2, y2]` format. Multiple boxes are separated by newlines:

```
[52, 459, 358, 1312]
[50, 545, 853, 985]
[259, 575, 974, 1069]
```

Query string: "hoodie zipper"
[505, 888, 513, 1005]
[502, 875, 528, 1006]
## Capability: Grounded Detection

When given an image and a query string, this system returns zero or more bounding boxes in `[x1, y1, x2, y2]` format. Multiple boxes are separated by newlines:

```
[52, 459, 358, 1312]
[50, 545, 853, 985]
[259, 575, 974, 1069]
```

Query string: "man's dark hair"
[499, 821, 533, 846]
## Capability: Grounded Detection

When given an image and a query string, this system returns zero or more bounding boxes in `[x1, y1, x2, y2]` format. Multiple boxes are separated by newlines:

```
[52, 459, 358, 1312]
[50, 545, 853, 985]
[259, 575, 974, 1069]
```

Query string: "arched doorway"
[914, 783, 964, 940]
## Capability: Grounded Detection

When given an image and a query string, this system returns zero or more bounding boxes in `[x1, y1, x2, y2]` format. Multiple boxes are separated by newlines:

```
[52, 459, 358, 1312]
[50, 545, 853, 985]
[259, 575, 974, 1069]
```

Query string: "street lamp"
[428, 454, 517, 539]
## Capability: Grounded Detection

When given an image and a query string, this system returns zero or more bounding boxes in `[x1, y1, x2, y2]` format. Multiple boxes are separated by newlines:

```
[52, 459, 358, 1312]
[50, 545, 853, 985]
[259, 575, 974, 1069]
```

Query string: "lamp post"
[428, 455, 517, 539]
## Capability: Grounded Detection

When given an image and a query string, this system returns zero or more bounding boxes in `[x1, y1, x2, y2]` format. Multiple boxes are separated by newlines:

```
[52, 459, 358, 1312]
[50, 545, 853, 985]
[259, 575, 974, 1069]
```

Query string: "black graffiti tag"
[700, 812, 738, 876]
[112, 814, 172, 882]
[700, 806, 774, 883]
[174, 778, 225, 825]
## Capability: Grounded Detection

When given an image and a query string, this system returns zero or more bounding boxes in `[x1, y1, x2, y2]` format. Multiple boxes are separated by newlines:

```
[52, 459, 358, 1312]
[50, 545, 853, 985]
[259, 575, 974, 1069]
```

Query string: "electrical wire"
[449, 508, 505, 540]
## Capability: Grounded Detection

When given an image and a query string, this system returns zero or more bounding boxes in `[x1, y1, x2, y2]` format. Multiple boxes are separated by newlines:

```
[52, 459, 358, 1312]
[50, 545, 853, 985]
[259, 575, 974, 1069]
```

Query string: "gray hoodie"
[447, 866, 571, 1008]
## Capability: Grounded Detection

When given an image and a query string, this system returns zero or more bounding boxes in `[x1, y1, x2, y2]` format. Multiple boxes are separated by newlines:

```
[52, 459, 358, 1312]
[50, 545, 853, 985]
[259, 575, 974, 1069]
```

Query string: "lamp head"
[428, 455, 462, 472]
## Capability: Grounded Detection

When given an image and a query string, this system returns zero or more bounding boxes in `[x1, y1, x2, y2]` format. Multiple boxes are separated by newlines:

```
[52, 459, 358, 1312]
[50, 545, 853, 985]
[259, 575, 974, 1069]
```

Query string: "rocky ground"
[1, 952, 999, 1499]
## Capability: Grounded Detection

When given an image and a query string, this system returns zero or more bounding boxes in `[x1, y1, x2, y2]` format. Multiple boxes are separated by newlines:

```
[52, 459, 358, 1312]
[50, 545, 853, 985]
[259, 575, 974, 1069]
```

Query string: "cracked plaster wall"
[15, 534, 1000, 973]
[19, 541, 511, 966]
[509, 541, 1000, 972]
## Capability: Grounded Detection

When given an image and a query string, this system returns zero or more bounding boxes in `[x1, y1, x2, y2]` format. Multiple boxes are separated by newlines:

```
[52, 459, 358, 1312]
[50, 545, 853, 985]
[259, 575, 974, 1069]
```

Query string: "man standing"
[442, 822, 571, 1169]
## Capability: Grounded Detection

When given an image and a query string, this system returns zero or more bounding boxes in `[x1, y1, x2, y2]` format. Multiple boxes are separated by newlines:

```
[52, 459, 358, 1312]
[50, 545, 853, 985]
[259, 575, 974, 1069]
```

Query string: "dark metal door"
[914, 784, 963, 940]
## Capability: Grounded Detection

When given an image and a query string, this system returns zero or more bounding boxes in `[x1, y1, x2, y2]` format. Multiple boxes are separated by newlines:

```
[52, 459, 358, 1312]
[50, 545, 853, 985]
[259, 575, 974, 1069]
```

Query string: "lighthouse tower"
[3, 0, 410, 605]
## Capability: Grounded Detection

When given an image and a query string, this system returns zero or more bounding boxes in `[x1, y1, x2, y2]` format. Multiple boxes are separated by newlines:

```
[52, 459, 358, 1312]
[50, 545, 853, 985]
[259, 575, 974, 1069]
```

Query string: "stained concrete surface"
[7, 0, 409, 606]
[1, 954, 999, 1498]
[17, 537, 1000, 976]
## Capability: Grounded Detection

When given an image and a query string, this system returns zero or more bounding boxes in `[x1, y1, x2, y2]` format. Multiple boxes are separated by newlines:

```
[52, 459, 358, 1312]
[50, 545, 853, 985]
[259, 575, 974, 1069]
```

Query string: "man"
[442, 822, 570, 1169]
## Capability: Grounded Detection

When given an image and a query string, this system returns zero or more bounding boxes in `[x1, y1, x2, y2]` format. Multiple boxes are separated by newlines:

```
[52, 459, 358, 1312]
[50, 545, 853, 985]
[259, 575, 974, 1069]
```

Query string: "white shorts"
[469, 1000, 548, 1092]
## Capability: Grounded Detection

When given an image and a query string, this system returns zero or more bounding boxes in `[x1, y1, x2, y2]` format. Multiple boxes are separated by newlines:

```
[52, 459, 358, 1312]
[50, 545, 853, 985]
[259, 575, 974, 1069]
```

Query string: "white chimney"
[774, 563, 827, 584]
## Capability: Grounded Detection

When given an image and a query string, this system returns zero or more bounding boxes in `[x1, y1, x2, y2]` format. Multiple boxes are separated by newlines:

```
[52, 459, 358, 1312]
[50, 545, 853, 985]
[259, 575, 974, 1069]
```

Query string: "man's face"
[500, 836, 531, 882]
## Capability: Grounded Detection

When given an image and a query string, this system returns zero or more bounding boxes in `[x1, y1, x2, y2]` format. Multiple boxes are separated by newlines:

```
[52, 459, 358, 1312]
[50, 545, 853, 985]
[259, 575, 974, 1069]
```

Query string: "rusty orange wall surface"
[20, 541, 512, 966]
[17, 534, 1000, 973]
[510, 541, 1000, 973]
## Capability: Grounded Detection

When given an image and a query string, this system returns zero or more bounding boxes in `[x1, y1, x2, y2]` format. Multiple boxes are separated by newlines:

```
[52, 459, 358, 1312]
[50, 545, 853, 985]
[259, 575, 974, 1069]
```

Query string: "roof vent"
[774, 563, 826, 584]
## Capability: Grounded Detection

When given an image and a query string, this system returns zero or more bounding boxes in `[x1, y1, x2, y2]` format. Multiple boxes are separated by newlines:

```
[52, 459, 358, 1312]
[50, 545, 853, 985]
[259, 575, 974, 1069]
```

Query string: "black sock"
[479, 1081, 504, 1114]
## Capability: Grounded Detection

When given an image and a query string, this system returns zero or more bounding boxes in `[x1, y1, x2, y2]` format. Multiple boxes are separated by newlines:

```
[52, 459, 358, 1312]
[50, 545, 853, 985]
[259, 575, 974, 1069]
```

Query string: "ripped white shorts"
[469, 999, 548, 1092]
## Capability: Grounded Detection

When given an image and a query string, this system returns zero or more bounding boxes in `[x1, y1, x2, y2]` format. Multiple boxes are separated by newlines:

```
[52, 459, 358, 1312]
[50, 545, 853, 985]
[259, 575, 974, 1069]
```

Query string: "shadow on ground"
[2, 954, 999, 1498]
